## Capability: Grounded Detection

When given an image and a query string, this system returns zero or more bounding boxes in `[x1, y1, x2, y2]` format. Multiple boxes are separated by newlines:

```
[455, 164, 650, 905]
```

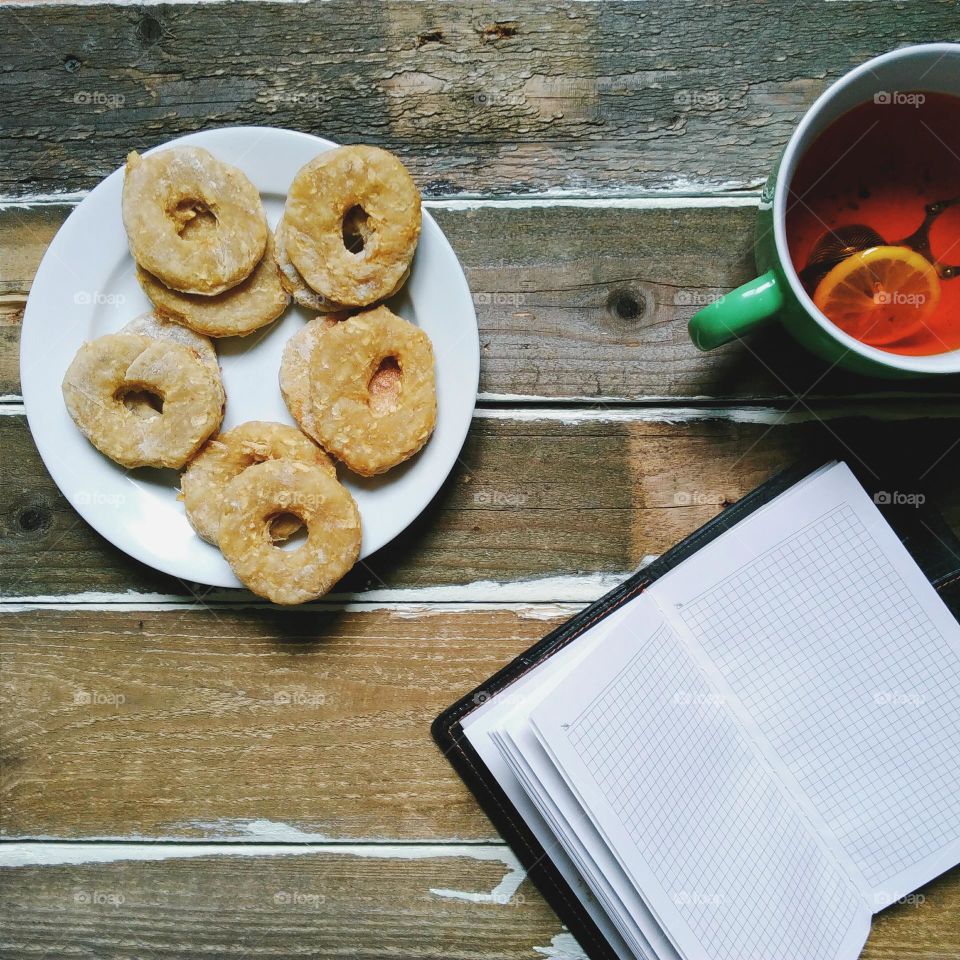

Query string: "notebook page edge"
[461, 606, 640, 958]
[492, 727, 656, 960]
[489, 607, 683, 960]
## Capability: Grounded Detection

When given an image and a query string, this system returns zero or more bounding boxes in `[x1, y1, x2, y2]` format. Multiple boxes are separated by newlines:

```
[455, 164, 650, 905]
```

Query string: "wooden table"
[2, 3, 960, 957]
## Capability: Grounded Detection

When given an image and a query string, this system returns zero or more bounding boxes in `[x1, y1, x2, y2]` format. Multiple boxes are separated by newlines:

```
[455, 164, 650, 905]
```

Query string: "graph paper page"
[652, 462, 960, 904]
[531, 611, 868, 960]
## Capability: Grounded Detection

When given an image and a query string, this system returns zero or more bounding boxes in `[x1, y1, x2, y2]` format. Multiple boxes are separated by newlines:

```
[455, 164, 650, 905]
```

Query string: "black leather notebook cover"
[432, 459, 960, 960]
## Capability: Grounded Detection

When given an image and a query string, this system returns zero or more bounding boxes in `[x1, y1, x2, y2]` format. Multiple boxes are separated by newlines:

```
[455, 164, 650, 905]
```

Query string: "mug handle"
[688, 271, 784, 350]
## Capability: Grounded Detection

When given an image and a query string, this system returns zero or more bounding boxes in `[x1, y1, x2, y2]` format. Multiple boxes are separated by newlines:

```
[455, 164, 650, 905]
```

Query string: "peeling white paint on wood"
[7, 400, 959, 425]
[169, 819, 522, 852]
[427, 194, 761, 211]
[0, 190, 759, 210]
[533, 932, 589, 959]
[477, 392, 719, 404]
[0, 837, 526, 908]
[385, 601, 586, 621]
[0, 572, 638, 611]
[430, 854, 526, 905]
[2, 0, 312, 9]
[0, 597, 587, 619]
[5, 392, 960, 409]
[475, 391, 960, 405]
[178, 818, 335, 842]
[474, 404, 960, 426]
[0, 190, 88, 208]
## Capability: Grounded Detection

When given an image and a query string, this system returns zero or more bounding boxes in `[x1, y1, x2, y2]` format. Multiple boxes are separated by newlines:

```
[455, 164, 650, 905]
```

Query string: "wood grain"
[5, 205, 960, 403]
[0, 206, 63, 299]
[0, 302, 22, 399]
[865, 871, 960, 960]
[0, 607, 557, 841]
[6, 7, 960, 959]
[1, 2, 956, 198]
[7, 409, 960, 600]
[1, 847, 958, 959]
[0, 848, 568, 959]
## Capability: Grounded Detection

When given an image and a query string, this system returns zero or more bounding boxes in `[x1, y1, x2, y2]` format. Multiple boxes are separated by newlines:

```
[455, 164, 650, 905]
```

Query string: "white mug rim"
[773, 43, 960, 374]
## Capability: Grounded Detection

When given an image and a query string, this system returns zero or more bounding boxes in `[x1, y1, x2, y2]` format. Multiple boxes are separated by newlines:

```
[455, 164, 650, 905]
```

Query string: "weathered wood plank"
[1, 1, 956, 197]
[865, 871, 960, 960]
[0, 205, 63, 300]
[0, 607, 559, 841]
[4, 409, 960, 600]
[5, 204, 960, 402]
[1, 846, 958, 959]
[0, 847, 570, 959]
[0, 302, 23, 399]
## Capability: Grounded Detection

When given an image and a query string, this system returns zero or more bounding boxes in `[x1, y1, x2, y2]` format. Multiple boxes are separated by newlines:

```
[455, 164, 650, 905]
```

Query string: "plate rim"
[20, 124, 479, 589]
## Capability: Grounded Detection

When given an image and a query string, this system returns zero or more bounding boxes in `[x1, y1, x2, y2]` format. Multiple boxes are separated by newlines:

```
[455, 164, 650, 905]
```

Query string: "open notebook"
[439, 462, 960, 960]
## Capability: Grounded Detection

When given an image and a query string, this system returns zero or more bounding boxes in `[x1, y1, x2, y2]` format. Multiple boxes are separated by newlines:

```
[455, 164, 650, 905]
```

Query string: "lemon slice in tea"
[812, 245, 941, 347]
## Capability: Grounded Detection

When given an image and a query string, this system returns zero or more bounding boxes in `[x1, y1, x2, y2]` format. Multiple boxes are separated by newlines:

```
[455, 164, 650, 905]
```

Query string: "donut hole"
[267, 511, 308, 551]
[117, 385, 164, 419]
[239, 450, 308, 543]
[368, 356, 402, 414]
[342, 205, 372, 255]
[170, 198, 219, 242]
[239, 443, 275, 469]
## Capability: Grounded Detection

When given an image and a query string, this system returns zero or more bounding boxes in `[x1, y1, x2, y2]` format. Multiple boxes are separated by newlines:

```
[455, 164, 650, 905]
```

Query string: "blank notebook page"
[654, 462, 960, 900]
[531, 609, 867, 960]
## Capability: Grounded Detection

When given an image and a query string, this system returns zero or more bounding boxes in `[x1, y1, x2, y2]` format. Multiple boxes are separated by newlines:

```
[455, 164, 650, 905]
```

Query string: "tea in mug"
[787, 92, 960, 356]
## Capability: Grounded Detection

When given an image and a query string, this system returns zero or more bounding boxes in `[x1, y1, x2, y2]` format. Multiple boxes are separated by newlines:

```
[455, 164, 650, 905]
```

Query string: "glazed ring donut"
[279, 312, 424, 445]
[120, 313, 222, 413]
[284, 145, 421, 306]
[122, 147, 267, 295]
[62, 333, 224, 469]
[181, 420, 336, 545]
[310, 306, 436, 476]
[219, 459, 361, 604]
[136, 232, 289, 337]
[274, 220, 410, 313]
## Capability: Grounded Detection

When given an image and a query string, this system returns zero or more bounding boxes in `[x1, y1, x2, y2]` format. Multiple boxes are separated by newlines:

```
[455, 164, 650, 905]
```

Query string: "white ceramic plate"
[21, 127, 479, 588]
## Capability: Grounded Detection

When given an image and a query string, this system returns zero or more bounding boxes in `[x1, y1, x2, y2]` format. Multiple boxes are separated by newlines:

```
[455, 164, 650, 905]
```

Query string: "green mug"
[689, 43, 960, 378]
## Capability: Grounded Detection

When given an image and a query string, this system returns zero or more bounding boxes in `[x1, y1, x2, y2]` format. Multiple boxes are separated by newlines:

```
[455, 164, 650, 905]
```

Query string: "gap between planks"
[10, 394, 960, 407]
[0, 840, 520, 867]
[2, 0, 316, 7]
[0, 577, 635, 613]
[0, 191, 762, 211]
[5, 401, 960, 422]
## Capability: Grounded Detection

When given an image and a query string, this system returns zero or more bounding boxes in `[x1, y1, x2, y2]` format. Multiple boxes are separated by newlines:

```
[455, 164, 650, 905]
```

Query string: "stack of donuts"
[61, 143, 436, 605]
